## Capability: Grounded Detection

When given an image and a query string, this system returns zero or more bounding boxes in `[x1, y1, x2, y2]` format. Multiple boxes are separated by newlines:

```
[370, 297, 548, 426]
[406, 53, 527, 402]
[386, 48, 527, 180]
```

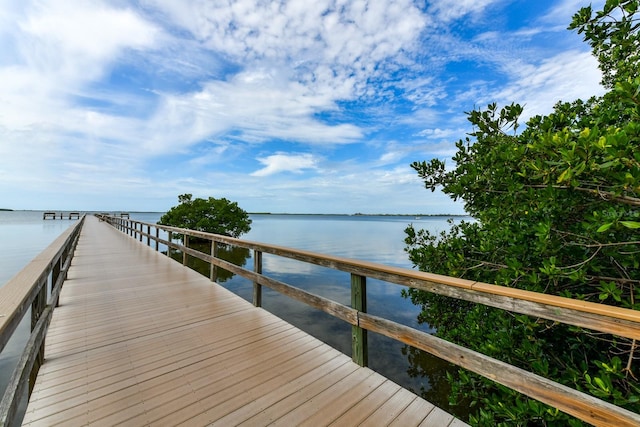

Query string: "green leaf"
[593, 377, 609, 392]
[597, 222, 614, 232]
[620, 221, 640, 229]
[556, 168, 572, 183]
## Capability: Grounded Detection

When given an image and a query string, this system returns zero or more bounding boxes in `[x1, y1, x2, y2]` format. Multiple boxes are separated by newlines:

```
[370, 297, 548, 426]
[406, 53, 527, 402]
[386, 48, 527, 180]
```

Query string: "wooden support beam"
[351, 273, 367, 367]
[253, 250, 263, 307]
[210, 241, 218, 282]
[183, 235, 189, 266]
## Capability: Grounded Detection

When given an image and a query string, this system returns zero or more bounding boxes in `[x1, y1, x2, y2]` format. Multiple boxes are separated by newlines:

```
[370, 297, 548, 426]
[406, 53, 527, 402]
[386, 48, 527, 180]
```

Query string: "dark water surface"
[0, 211, 470, 420]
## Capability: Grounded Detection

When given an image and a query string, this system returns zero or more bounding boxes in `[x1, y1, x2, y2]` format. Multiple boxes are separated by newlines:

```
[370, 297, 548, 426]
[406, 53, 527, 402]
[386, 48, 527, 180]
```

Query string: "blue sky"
[0, 0, 606, 214]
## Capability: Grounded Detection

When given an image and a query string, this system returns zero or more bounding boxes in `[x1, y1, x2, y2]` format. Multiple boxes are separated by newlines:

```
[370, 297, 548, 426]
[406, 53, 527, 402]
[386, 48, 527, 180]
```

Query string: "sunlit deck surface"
[23, 216, 468, 426]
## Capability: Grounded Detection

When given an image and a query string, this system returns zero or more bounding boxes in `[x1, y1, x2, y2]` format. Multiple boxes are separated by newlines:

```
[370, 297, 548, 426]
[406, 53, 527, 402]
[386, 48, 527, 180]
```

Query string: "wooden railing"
[89, 216, 640, 425]
[0, 216, 84, 426]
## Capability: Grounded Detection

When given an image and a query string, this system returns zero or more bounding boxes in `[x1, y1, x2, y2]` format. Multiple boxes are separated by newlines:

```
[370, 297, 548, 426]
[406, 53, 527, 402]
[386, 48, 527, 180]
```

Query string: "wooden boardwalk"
[22, 216, 468, 426]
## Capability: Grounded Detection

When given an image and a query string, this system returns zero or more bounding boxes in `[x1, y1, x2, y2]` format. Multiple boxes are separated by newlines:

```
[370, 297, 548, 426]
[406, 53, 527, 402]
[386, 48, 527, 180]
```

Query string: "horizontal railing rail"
[97, 215, 640, 426]
[0, 216, 85, 427]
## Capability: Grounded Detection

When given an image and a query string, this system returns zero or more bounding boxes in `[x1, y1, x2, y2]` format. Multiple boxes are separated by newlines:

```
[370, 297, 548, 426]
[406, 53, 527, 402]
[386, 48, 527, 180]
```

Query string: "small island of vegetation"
[158, 194, 252, 238]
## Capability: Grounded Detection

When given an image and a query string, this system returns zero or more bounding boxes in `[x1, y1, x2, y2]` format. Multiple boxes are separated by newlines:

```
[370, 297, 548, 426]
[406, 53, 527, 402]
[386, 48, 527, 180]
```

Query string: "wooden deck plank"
[210, 351, 349, 426]
[22, 216, 469, 426]
[154, 344, 337, 426]
[39, 309, 282, 376]
[419, 407, 456, 426]
[358, 387, 418, 426]
[32, 324, 290, 414]
[27, 321, 301, 419]
[237, 359, 361, 425]
[328, 379, 403, 426]
[269, 367, 378, 426]
[37, 311, 264, 378]
[389, 396, 436, 425]
[122, 333, 321, 426]
[298, 369, 387, 426]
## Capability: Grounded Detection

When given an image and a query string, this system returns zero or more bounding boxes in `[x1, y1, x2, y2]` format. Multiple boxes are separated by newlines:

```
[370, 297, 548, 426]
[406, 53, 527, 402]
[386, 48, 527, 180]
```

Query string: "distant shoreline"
[1, 209, 468, 217]
[250, 212, 469, 217]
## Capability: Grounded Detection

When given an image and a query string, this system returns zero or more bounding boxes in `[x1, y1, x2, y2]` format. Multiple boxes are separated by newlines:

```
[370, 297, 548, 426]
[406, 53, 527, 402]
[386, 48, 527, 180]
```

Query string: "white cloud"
[236, 162, 461, 214]
[3, 0, 159, 97]
[397, 77, 446, 106]
[0, 0, 162, 158]
[540, 0, 606, 27]
[379, 150, 405, 165]
[19, 2, 158, 65]
[145, 0, 426, 97]
[428, 0, 500, 22]
[251, 153, 319, 177]
[135, 5, 433, 154]
[416, 128, 459, 139]
[493, 50, 604, 119]
[132, 0, 430, 158]
[144, 69, 364, 154]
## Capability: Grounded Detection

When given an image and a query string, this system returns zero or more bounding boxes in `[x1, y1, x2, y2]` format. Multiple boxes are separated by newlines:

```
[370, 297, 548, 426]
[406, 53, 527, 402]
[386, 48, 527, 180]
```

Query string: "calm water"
[0, 211, 469, 419]
[0, 211, 84, 424]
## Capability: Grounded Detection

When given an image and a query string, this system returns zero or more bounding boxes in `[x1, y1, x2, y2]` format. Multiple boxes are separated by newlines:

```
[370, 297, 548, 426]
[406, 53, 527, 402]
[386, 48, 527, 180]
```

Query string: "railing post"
[183, 235, 189, 266]
[52, 251, 62, 307]
[210, 241, 218, 282]
[351, 273, 368, 367]
[138, 223, 143, 242]
[29, 278, 47, 393]
[253, 250, 263, 307]
[155, 227, 159, 251]
[146, 225, 151, 246]
[167, 231, 172, 258]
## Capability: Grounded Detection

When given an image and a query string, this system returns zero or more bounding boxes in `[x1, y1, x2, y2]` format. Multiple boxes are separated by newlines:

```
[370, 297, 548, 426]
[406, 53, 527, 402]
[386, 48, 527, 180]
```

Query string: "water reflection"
[169, 241, 251, 283]
[401, 344, 470, 414]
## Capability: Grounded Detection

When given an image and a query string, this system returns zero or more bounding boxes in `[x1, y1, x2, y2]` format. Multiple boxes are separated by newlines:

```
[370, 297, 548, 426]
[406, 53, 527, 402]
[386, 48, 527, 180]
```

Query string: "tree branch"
[528, 185, 640, 207]
[586, 275, 640, 285]
[568, 241, 640, 248]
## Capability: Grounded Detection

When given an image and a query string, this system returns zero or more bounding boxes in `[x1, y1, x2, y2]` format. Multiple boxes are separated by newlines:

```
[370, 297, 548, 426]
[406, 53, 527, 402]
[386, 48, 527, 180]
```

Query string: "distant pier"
[43, 212, 126, 220]
[42, 212, 80, 220]
[100, 212, 130, 218]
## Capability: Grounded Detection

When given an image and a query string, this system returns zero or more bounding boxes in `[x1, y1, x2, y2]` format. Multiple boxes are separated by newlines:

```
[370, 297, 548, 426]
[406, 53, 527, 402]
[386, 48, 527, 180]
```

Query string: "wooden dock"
[42, 212, 81, 220]
[21, 216, 467, 426]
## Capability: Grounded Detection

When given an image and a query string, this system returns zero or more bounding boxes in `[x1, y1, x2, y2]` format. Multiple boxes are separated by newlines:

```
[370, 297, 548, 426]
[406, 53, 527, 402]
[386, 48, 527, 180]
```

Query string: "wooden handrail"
[0, 216, 84, 426]
[98, 215, 640, 426]
[103, 216, 640, 337]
